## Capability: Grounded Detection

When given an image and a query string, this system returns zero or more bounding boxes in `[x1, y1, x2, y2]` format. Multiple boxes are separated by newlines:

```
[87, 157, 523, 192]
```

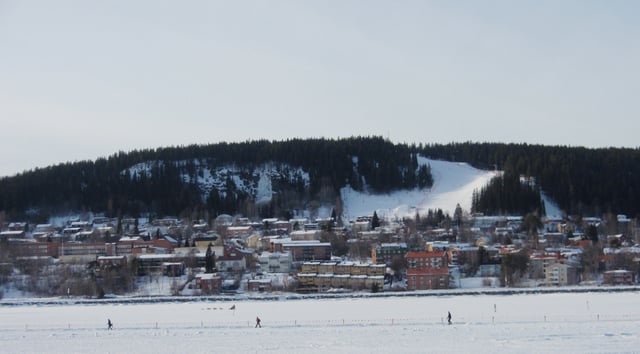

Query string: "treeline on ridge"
[0, 137, 433, 221]
[421, 142, 640, 218]
[1, 138, 639, 222]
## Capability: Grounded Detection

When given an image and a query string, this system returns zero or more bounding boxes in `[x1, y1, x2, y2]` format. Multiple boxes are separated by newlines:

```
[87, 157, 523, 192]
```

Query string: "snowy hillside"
[341, 157, 498, 220]
[126, 160, 310, 202]
[125, 156, 561, 221]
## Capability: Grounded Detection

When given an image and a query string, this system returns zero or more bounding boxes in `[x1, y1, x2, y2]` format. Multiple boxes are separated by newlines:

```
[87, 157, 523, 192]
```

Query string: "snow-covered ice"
[1, 291, 638, 353]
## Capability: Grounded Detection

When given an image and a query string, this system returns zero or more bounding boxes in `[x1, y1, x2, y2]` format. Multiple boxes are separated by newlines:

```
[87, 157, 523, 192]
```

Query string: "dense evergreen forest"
[470, 172, 544, 216]
[421, 142, 640, 218]
[0, 137, 432, 221]
[1, 138, 639, 222]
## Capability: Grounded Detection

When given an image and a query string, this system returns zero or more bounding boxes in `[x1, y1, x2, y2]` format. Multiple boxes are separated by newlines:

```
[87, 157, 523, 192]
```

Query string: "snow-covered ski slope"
[1, 291, 637, 353]
[342, 157, 498, 220]
[125, 156, 561, 222]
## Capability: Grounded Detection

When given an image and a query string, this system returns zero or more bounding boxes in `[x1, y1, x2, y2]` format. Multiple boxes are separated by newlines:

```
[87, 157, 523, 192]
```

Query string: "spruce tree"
[205, 243, 215, 273]
[371, 211, 380, 229]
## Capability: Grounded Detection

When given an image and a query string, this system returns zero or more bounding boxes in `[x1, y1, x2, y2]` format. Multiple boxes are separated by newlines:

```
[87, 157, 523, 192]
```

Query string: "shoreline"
[2, 285, 639, 307]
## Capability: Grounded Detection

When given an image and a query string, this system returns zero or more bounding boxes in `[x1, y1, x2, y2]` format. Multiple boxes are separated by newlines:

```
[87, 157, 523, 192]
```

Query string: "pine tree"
[116, 217, 122, 236]
[371, 211, 380, 229]
[454, 203, 463, 227]
[205, 243, 216, 273]
[523, 213, 543, 249]
[133, 218, 139, 235]
[585, 224, 599, 244]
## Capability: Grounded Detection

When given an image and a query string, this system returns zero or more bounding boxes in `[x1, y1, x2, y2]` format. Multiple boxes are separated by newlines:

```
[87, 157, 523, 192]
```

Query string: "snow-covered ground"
[0, 291, 637, 353]
[542, 191, 564, 219]
[341, 157, 498, 220]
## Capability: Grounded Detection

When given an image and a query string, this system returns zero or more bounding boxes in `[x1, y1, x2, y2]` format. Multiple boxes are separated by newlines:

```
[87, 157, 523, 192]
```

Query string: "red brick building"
[406, 250, 450, 290]
[603, 270, 635, 285]
[195, 273, 222, 294]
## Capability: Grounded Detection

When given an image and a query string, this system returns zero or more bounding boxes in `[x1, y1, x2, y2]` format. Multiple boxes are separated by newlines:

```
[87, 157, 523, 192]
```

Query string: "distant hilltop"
[1, 137, 639, 221]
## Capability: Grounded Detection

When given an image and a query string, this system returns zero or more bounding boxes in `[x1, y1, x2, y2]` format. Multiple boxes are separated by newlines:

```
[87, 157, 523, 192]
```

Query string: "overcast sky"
[1, 1, 639, 177]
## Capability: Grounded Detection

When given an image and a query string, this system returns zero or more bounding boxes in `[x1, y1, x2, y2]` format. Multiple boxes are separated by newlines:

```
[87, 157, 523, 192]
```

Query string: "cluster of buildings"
[1, 211, 639, 296]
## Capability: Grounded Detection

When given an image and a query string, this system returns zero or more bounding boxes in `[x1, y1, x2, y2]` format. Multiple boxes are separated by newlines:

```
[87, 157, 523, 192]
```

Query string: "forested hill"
[0, 137, 433, 221]
[422, 143, 640, 218]
[1, 138, 639, 222]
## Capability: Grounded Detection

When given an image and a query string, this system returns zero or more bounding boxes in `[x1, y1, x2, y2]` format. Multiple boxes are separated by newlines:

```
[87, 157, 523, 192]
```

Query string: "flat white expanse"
[1, 292, 638, 353]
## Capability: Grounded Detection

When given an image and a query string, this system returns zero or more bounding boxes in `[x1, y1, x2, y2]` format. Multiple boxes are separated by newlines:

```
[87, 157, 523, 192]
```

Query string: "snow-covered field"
[1, 291, 638, 353]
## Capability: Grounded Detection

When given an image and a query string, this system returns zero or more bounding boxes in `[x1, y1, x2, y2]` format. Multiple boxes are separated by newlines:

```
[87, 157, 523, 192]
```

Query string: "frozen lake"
[1, 291, 638, 353]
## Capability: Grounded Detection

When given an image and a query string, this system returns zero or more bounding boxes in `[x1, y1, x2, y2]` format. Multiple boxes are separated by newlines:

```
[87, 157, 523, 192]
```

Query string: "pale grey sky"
[1, 1, 639, 177]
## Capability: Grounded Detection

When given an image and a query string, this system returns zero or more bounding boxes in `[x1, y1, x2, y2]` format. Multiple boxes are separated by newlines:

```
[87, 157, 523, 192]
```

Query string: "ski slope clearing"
[342, 157, 498, 220]
[1, 291, 637, 353]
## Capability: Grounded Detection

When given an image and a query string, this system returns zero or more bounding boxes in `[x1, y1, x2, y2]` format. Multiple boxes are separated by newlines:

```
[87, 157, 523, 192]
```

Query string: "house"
[300, 261, 320, 274]
[8, 222, 28, 231]
[195, 273, 222, 294]
[96, 255, 127, 267]
[529, 253, 560, 280]
[116, 238, 173, 255]
[603, 270, 635, 285]
[303, 222, 320, 231]
[290, 230, 321, 241]
[406, 250, 450, 290]
[12, 242, 60, 258]
[60, 242, 114, 258]
[273, 220, 292, 233]
[245, 234, 262, 250]
[318, 262, 337, 274]
[152, 218, 179, 227]
[544, 262, 578, 286]
[271, 239, 331, 262]
[193, 235, 220, 249]
[542, 233, 566, 248]
[296, 273, 317, 290]
[34, 224, 56, 233]
[289, 218, 308, 231]
[247, 278, 272, 292]
[226, 226, 253, 238]
[351, 220, 371, 232]
[357, 230, 381, 241]
[70, 221, 92, 230]
[0, 230, 26, 240]
[257, 251, 292, 273]
[372, 243, 408, 265]
[296, 261, 385, 292]
[136, 254, 181, 274]
[162, 262, 185, 276]
[217, 246, 247, 273]
[192, 221, 209, 232]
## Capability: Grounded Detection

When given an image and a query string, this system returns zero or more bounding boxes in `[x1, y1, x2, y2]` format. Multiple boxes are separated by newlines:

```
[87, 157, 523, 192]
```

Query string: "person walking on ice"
[255, 316, 261, 328]
[107, 319, 113, 330]
[447, 311, 452, 325]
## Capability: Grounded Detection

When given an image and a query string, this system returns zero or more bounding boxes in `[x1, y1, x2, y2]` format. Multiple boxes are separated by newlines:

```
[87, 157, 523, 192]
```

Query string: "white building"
[257, 251, 292, 273]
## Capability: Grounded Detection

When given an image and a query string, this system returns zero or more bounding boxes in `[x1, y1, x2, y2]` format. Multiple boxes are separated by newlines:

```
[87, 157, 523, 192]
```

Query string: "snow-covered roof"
[0, 230, 25, 236]
[119, 236, 143, 242]
[196, 273, 220, 280]
[98, 256, 126, 260]
[282, 241, 330, 247]
[136, 254, 178, 260]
